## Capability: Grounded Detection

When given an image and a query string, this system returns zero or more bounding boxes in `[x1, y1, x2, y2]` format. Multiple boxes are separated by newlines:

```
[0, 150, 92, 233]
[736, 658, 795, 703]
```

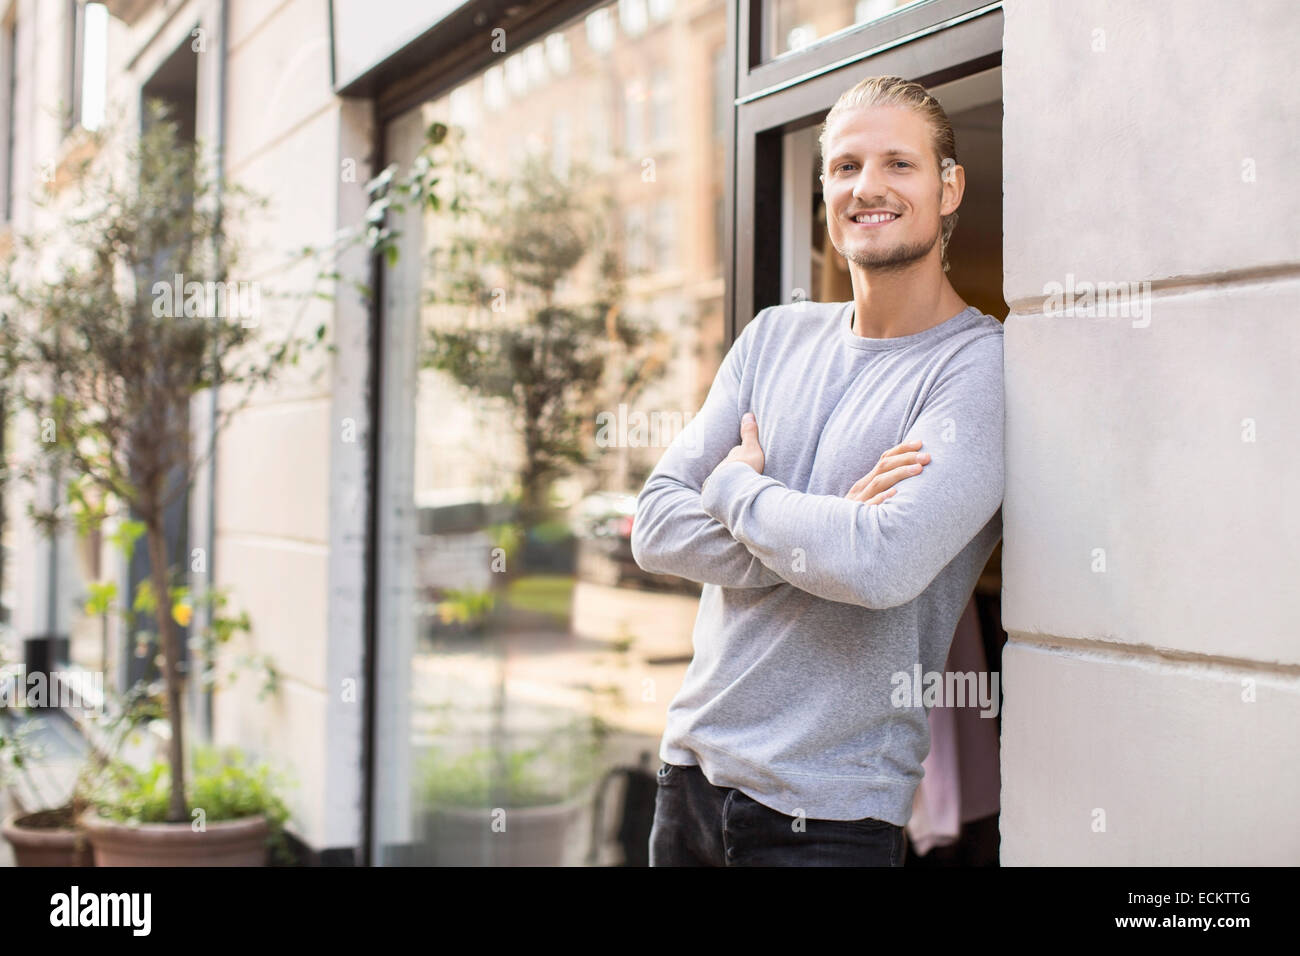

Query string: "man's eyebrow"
[825, 147, 924, 165]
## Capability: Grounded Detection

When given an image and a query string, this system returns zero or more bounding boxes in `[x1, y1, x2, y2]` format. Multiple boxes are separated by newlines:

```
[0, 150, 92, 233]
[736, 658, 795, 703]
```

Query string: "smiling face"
[820, 104, 962, 274]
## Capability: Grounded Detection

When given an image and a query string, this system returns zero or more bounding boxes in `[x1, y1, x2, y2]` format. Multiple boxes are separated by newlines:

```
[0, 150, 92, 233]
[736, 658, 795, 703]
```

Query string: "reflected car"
[572, 492, 699, 594]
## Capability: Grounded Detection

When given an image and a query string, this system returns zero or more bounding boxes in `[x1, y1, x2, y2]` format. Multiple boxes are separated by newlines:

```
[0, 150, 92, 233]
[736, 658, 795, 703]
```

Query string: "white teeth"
[854, 213, 897, 223]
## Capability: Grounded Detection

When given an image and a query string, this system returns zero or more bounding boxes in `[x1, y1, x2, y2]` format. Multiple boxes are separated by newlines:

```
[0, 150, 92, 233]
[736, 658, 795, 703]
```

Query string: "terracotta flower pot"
[2, 810, 96, 867]
[78, 811, 270, 866]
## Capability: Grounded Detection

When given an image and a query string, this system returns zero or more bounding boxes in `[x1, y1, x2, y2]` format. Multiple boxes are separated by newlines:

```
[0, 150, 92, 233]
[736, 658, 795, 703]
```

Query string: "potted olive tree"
[0, 98, 322, 864]
[79, 741, 293, 866]
[0, 506, 280, 866]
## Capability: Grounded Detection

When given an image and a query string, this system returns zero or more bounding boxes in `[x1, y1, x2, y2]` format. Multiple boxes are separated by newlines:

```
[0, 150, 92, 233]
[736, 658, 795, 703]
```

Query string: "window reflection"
[375, 0, 727, 866]
[765, 0, 925, 60]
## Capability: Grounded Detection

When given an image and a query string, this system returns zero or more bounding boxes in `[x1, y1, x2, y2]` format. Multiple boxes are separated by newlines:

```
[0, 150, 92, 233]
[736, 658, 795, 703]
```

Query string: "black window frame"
[731, 1, 1003, 338]
[738, 0, 1001, 101]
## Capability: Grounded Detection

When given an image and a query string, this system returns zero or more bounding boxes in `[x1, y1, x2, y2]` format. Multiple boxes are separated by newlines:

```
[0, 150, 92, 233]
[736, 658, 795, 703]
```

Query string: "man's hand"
[706, 418, 930, 505]
[844, 438, 931, 505]
[717, 411, 765, 474]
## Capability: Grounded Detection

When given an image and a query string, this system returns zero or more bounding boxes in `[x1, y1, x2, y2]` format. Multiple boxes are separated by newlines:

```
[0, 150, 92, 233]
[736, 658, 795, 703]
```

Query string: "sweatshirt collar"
[839, 300, 977, 351]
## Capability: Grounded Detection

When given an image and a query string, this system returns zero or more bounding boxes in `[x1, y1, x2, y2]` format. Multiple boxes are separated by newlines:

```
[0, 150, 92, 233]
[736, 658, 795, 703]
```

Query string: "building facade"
[0, 0, 1294, 865]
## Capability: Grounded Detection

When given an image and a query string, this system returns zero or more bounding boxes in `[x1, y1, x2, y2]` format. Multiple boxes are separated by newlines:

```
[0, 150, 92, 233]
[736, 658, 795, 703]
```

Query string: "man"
[630, 75, 1005, 866]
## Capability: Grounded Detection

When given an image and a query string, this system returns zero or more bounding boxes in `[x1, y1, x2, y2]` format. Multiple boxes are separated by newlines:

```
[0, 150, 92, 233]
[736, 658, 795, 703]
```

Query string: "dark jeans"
[649, 762, 906, 867]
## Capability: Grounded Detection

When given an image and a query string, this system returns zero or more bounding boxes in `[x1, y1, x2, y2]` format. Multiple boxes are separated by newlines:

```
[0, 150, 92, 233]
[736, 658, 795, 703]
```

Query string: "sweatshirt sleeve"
[630, 308, 788, 589]
[699, 332, 1004, 609]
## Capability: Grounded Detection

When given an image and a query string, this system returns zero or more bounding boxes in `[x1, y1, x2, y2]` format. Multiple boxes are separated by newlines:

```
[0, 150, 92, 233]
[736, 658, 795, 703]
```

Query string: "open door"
[738, 17, 1007, 864]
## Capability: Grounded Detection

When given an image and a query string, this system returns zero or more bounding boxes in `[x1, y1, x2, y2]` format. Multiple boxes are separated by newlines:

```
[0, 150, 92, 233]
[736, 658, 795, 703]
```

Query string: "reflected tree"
[420, 142, 659, 535]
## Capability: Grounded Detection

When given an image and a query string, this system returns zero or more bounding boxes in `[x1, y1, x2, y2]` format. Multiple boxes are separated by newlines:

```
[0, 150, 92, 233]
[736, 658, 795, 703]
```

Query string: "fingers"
[845, 440, 926, 493]
[877, 439, 927, 471]
[867, 462, 923, 496]
[878, 449, 930, 474]
[886, 438, 923, 457]
[844, 450, 932, 502]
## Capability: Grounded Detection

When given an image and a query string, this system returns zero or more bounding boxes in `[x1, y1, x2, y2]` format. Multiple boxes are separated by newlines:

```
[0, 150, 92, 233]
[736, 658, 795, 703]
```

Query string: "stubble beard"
[832, 219, 941, 275]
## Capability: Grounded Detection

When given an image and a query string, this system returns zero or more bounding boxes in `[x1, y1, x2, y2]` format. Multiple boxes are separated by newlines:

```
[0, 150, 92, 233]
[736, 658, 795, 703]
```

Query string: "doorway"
[731, 7, 1007, 864]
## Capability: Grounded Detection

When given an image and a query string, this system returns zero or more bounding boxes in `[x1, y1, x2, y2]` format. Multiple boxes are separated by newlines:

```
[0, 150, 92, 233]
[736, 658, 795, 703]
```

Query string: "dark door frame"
[736, 0, 1002, 102]
[729, 1, 1004, 340]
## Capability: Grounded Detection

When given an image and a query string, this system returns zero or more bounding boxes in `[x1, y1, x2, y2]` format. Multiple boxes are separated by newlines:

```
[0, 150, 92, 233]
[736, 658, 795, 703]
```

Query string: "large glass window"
[67, 0, 108, 133]
[764, 0, 925, 61]
[373, 0, 727, 865]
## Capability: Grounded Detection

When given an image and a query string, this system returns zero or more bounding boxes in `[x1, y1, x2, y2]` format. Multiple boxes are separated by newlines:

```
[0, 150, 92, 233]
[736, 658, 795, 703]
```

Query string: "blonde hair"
[819, 75, 959, 273]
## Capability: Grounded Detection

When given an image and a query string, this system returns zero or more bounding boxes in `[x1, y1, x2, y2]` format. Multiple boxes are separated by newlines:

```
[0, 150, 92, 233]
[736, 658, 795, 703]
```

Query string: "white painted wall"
[199, 0, 369, 854]
[1000, 0, 1300, 864]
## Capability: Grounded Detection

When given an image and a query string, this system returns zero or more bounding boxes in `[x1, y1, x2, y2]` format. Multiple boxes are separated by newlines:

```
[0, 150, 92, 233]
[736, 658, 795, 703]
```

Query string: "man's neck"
[848, 261, 967, 338]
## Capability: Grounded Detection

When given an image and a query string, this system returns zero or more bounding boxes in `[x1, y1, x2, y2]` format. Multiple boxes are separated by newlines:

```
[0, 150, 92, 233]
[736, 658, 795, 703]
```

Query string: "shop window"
[374, 0, 729, 866]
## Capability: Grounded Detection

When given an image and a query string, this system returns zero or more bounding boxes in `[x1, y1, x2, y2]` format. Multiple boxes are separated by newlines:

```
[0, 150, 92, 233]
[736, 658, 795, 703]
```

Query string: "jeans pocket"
[834, 815, 895, 832]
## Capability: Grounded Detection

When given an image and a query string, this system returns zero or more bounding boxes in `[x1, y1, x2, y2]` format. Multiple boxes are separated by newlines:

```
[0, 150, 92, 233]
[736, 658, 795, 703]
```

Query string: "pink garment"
[905, 595, 1001, 855]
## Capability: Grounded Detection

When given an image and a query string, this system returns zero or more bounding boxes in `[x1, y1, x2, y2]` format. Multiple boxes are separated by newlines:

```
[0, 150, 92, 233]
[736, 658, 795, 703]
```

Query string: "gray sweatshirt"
[630, 298, 1004, 825]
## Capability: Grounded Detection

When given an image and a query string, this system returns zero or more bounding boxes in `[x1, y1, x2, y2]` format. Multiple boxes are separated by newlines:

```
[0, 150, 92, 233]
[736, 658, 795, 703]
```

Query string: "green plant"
[418, 712, 611, 810]
[485, 520, 525, 573]
[77, 517, 274, 700]
[505, 574, 574, 624]
[86, 743, 295, 865]
[420, 746, 554, 808]
[529, 518, 574, 544]
[435, 587, 497, 628]
[0, 98, 319, 823]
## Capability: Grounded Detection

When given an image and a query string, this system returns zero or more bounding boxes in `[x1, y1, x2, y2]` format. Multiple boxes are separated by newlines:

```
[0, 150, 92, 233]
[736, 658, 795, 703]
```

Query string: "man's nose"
[850, 165, 889, 205]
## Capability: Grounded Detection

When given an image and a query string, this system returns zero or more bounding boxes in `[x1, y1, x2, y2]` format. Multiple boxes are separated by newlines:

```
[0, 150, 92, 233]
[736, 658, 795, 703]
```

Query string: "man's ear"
[939, 161, 965, 216]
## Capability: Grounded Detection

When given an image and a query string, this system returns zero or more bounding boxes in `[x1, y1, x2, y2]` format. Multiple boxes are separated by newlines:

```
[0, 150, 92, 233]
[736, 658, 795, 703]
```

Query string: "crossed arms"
[629, 311, 788, 589]
[629, 312, 1004, 609]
